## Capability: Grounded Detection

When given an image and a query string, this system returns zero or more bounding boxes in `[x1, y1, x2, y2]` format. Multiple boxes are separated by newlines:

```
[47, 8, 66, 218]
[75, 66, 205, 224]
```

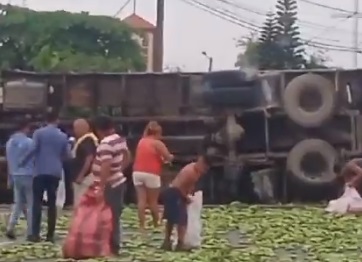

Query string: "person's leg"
[145, 174, 161, 228]
[104, 183, 125, 256]
[30, 175, 45, 242]
[73, 175, 94, 206]
[161, 188, 178, 250]
[133, 172, 147, 232]
[23, 176, 33, 238]
[44, 175, 60, 242]
[72, 182, 81, 207]
[19, 189, 27, 219]
[175, 197, 189, 251]
[6, 177, 23, 239]
[161, 221, 174, 250]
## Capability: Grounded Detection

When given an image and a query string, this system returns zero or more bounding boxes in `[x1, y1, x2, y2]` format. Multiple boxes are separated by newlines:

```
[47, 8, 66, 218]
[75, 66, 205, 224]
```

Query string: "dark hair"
[92, 115, 114, 132]
[16, 119, 31, 131]
[46, 111, 59, 123]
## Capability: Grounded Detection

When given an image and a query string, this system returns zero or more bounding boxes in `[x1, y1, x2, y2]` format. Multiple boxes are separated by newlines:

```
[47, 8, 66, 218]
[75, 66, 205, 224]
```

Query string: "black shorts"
[163, 187, 187, 226]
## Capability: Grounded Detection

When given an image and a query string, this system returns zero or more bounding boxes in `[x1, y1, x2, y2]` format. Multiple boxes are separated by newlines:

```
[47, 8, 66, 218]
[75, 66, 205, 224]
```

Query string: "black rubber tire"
[203, 70, 257, 88]
[283, 73, 336, 128]
[286, 139, 337, 186]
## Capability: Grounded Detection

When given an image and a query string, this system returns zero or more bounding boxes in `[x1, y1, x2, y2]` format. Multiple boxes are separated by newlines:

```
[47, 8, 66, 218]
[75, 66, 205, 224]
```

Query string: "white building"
[122, 13, 156, 72]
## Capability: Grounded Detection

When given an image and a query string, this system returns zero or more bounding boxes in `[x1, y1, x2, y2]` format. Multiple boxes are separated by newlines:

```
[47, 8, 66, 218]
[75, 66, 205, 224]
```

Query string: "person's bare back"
[171, 163, 201, 198]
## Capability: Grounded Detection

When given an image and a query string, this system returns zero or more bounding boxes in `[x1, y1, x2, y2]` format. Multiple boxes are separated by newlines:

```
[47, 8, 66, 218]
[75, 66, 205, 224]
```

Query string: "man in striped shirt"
[91, 115, 131, 256]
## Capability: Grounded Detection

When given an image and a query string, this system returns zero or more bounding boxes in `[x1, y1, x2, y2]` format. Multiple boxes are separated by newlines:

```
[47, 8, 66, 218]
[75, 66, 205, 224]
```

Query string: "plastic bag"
[184, 191, 203, 248]
[325, 185, 362, 214]
[43, 170, 66, 208]
[62, 184, 113, 259]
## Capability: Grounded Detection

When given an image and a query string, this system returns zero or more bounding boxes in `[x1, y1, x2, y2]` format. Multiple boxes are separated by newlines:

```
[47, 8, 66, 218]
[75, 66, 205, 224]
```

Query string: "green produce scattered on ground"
[0, 205, 361, 261]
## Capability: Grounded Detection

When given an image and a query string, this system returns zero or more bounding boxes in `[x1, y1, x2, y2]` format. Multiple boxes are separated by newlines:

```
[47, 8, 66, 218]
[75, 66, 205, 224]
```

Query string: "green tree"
[0, 4, 146, 72]
[235, 34, 259, 68]
[235, 0, 326, 70]
[274, 0, 305, 69]
[257, 12, 284, 70]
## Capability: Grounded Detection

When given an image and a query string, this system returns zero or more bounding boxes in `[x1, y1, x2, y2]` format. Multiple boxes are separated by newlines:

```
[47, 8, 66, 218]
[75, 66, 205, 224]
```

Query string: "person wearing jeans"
[21, 112, 69, 243]
[91, 115, 131, 256]
[5, 119, 34, 240]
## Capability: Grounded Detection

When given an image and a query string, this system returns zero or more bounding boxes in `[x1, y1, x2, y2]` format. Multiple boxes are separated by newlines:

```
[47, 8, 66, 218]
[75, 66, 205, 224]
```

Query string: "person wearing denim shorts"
[161, 155, 211, 251]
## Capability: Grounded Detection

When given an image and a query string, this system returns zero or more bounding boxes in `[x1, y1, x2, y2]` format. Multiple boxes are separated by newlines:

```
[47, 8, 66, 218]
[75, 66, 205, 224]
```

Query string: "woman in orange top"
[133, 121, 174, 232]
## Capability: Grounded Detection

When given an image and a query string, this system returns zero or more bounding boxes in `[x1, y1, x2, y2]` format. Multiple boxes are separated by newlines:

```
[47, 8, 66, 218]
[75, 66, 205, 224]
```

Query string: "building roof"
[122, 13, 155, 30]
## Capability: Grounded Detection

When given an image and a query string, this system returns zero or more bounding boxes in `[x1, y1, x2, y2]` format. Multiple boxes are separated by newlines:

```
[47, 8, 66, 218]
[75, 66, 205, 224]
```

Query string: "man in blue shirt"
[22, 112, 69, 243]
[6, 119, 34, 240]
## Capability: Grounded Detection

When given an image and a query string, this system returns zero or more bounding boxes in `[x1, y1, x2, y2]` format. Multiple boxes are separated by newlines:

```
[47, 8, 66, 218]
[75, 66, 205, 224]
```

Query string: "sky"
[1, 0, 360, 71]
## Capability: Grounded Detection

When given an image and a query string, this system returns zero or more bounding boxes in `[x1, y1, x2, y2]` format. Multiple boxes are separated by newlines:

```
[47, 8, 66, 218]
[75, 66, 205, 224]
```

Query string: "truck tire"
[283, 74, 336, 127]
[286, 139, 337, 186]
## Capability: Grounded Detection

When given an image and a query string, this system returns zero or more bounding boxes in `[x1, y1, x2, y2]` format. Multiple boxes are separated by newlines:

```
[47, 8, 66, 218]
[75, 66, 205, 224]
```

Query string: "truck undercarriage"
[1, 68, 362, 204]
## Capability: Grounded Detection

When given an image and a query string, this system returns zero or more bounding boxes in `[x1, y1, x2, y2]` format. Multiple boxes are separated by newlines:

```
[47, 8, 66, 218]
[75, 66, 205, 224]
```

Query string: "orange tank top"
[133, 137, 162, 175]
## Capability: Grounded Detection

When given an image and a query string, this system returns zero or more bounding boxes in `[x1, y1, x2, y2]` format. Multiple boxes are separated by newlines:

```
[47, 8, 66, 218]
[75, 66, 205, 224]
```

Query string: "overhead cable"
[216, 0, 354, 35]
[299, 0, 356, 14]
[181, 0, 362, 53]
[113, 0, 132, 17]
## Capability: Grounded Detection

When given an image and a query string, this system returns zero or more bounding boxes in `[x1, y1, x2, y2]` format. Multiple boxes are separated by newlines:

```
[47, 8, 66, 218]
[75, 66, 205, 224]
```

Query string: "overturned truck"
[0, 69, 361, 204]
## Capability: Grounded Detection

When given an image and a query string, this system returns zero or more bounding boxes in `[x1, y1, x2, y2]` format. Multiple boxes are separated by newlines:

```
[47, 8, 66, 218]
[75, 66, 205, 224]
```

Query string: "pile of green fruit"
[0, 204, 361, 261]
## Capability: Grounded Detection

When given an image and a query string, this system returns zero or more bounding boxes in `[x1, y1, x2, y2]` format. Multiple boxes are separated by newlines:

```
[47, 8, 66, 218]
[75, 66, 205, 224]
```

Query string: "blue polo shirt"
[6, 132, 34, 176]
[31, 124, 69, 177]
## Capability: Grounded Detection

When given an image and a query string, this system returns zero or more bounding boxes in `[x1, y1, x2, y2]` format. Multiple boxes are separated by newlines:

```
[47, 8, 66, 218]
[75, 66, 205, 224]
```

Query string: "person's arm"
[97, 142, 113, 190]
[119, 139, 131, 172]
[60, 134, 72, 160]
[75, 139, 96, 183]
[154, 140, 174, 163]
[5, 139, 13, 188]
[20, 130, 39, 166]
[345, 159, 362, 186]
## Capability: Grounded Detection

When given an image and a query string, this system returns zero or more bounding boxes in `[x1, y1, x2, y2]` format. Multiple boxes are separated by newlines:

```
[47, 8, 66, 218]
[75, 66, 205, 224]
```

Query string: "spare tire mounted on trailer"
[286, 139, 337, 186]
[283, 73, 336, 127]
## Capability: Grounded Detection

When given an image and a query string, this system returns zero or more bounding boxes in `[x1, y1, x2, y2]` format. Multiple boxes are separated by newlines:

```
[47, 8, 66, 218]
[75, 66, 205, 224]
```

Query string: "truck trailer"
[0, 68, 361, 204]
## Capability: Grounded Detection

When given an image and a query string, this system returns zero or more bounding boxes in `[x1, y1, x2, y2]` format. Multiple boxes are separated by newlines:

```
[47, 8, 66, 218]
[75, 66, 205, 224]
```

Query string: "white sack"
[184, 191, 203, 248]
[325, 185, 362, 214]
[43, 170, 66, 208]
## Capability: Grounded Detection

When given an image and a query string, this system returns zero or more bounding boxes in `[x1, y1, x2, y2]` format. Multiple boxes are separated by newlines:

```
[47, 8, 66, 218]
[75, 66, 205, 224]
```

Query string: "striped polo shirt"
[92, 133, 128, 187]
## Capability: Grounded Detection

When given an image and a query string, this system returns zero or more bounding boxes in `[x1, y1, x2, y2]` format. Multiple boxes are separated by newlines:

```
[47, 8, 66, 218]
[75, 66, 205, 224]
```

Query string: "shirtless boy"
[161, 154, 212, 251]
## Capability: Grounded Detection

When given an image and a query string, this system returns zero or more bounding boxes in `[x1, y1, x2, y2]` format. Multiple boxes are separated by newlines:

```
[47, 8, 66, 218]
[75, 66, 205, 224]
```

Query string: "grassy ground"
[0, 204, 361, 261]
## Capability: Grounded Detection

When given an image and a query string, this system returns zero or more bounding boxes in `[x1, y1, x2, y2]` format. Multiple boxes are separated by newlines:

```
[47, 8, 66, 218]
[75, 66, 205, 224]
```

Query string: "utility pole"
[332, 0, 361, 68]
[153, 0, 164, 72]
[132, 0, 136, 13]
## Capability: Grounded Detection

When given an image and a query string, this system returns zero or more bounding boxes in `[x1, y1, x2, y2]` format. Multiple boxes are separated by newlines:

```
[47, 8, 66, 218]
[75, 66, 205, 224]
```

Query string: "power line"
[299, 0, 356, 13]
[113, 0, 132, 17]
[216, 0, 355, 36]
[180, 0, 362, 53]
[304, 15, 355, 44]
[223, 0, 352, 44]
[180, 0, 258, 30]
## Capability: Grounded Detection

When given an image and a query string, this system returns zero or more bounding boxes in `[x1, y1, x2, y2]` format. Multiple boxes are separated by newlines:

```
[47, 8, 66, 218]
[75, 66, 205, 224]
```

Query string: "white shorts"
[132, 171, 161, 189]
